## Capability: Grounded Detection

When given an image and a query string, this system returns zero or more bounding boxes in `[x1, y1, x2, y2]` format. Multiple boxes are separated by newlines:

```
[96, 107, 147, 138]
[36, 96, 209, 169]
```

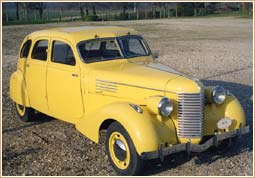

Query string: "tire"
[106, 122, 143, 176]
[14, 102, 35, 122]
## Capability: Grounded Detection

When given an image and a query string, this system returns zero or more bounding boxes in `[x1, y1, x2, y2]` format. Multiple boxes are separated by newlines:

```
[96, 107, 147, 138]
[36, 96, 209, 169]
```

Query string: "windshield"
[118, 36, 150, 58]
[77, 35, 150, 63]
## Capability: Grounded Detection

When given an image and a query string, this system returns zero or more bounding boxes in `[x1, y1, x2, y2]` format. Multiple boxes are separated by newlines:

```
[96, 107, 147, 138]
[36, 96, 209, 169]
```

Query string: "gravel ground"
[2, 17, 253, 176]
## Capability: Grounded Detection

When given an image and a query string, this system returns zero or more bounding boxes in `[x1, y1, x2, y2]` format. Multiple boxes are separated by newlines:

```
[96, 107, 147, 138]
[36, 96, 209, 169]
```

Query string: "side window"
[52, 41, 75, 66]
[31, 40, 48, 61]
[20, 40, 32, 58]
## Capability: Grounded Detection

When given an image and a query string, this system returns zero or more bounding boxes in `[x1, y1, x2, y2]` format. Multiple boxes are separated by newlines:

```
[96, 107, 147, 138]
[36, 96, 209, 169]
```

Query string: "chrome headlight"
[158, 97, 173, 117]
[212, 86, 226, 104]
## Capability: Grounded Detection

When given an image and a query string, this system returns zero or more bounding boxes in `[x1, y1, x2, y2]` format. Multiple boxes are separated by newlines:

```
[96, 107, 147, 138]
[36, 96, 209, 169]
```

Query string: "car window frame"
[77, 35, 151, 64]
[77, 37, 124, 64]
[117, 35, 152, 59]
[20, 39, 32, 58]
[31, 39, 49, 61]
[51, 40, 76, 66]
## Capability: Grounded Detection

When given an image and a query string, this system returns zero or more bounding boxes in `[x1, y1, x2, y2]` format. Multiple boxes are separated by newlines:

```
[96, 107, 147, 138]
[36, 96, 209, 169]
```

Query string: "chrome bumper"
[141, 126, 249, 161]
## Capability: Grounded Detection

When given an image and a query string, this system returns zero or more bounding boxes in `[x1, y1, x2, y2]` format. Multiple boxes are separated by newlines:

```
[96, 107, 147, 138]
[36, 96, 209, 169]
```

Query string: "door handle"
[72, 74, 78, 77]
[26, 64, 30, 67]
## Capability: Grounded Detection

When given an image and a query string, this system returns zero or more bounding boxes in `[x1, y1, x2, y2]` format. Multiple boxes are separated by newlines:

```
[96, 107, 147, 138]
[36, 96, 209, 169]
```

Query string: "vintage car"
[10, 26, 249, 175]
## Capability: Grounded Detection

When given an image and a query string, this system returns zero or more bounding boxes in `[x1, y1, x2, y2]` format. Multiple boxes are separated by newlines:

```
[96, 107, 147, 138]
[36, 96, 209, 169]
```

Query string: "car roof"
[28, 26, 139, 43]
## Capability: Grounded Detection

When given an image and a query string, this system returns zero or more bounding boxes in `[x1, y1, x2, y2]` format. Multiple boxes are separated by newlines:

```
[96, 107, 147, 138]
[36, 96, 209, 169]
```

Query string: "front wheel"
[15, 103, 35, 122]
[106, 122, 143, 176]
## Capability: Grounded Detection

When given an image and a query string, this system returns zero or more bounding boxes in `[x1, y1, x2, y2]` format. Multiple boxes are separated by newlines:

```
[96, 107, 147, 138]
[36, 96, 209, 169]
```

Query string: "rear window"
[20, 40, 32, 58]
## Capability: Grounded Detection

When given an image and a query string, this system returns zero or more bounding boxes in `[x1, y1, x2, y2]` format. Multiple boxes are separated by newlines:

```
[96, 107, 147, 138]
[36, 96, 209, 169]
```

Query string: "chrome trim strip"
[96, 81, 118, 88]
[96, 85, 118, 91]
[95, 88, 117, 93]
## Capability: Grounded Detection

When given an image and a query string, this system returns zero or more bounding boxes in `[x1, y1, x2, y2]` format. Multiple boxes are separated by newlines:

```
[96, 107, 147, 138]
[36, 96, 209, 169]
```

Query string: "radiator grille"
[177, 92, 204, 138]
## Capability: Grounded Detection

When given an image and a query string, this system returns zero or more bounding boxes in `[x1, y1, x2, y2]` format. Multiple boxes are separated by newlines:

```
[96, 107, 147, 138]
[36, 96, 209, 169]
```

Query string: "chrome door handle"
[72, 74, 78, 77]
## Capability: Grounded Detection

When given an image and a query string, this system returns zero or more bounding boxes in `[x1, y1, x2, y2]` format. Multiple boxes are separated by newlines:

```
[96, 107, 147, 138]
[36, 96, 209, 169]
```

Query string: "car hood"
[88, 58, 203, 100]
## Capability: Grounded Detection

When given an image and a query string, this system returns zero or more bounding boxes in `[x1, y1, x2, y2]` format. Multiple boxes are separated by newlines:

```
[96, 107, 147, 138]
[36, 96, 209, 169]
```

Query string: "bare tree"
[92, 6, 96, 15]
[28, 2, 45, 20]
[79, 2, 85, 19]
[176, 3, 178, 17]
[15, 2, 20, 20]
[194, 2, 197, 16]
[3, 3, 9, 22]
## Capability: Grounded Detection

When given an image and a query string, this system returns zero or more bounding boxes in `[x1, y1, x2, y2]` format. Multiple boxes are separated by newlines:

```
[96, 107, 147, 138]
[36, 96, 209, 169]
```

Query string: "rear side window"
[52, 41, 75, 66]
[31, 40, 48, 61]
[20, 40, 32, 58]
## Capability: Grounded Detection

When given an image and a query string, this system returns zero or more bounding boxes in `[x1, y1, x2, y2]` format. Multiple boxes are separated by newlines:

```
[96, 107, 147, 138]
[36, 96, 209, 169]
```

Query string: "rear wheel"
[106, 122, 143, 176]
[15, 103, 35, 122]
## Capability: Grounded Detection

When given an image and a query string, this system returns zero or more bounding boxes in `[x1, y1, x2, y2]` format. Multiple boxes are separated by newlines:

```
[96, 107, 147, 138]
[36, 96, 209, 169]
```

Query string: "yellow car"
[10, 26, 249, 176]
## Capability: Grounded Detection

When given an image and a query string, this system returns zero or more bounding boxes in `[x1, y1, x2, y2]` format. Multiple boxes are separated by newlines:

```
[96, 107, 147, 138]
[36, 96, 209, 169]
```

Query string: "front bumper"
[141, 126, 249, 161]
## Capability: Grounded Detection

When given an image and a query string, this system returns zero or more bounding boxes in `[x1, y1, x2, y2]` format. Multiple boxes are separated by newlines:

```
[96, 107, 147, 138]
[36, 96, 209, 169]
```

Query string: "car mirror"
[153, 51, 159, 60]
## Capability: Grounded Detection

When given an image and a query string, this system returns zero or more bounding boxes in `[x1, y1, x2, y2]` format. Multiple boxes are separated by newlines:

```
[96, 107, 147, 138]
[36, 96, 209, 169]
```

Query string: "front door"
[46, 39, 84, 123]
[25, 38, 49, 113]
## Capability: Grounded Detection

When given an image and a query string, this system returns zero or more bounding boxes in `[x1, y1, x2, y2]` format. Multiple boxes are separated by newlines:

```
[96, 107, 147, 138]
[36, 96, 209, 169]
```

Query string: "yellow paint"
[146, 96, 164, 115]
[10, 26, 247, 156]
[10, 70, 30, 107]
[46, 37, 84, 123]
[76, 101, 178, 154]
[203, 94, 246, 135]
[15, 103, 26, 116]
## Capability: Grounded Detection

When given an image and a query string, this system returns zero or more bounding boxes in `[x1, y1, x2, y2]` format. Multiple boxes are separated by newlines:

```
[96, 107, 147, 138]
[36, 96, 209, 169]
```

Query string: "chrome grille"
[177, 92, 204, 138]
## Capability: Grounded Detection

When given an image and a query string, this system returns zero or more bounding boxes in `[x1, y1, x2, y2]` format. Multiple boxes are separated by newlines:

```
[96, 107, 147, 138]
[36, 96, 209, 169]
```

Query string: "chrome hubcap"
[113, 139, 127, 161]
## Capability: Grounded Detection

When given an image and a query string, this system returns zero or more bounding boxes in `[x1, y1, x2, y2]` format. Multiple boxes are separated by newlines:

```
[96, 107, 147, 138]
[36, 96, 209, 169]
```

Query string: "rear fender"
[9, 70, 30, 107]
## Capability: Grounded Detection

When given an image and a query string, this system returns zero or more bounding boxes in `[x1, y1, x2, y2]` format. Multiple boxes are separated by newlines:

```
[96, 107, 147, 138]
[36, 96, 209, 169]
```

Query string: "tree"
[3, 3, 9, 22]
[122, 2, 128, 14]
[79, 2, 85, 19]
[92, 5, 96, 15]
[28, 2, 45, 20]
[241, 2, 252, 14]
[193, 2, 197, 16]
[15, 2, 20, 20]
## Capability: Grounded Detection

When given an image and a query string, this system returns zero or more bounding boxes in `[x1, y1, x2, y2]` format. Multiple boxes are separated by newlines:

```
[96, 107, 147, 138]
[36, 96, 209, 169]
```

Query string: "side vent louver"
[96, 79, 118, 93]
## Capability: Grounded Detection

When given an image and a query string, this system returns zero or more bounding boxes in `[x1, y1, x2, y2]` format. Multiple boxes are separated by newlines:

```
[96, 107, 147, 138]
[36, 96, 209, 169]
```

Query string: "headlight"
[212, 86, 226, 104]
[158, 97, 173, 117]
[147, 96, 174, 117]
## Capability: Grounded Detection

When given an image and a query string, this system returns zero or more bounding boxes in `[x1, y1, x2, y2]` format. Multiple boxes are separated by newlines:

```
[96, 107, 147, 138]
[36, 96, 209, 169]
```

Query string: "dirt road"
[2, 17, 253, 176]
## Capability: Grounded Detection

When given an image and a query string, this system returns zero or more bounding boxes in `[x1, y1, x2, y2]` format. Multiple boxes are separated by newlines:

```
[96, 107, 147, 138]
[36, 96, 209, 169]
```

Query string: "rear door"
[25, 38, 49, 113]
[46, 38, 84, 123]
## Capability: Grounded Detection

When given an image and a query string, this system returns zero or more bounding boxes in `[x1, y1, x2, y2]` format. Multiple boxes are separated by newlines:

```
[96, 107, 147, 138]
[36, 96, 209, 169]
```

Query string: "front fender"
[75, 102, 177, 155]
[204, 94, 246, 135]
[9, 70, 30, 107]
